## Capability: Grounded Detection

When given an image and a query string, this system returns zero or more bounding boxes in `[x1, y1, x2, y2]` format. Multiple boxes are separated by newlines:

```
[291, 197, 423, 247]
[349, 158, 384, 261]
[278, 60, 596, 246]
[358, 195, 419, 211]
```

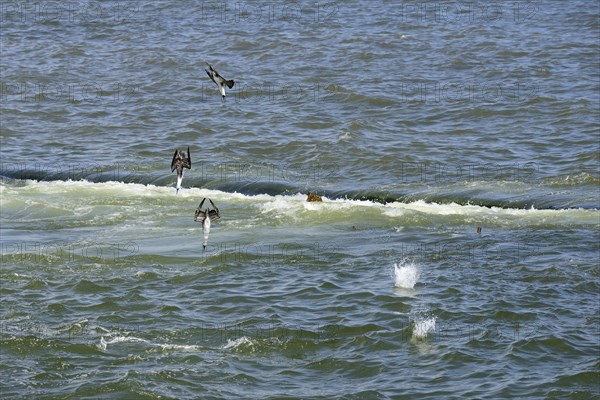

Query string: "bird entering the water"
[205, 63, 235, 99]
[194, 198, 221, 250]
[171, 147, 191, 194]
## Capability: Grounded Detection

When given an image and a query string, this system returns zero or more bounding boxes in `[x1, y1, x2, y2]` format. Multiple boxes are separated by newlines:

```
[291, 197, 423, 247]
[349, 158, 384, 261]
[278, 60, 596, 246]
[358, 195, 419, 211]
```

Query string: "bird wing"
[208, 209, 220, 221]
[184, 147, 192, 169]
[171, 149, 179, 172]
[194, 198, 206, 221]
[205, 69, 216, 85]
[194, 210, 207, 222]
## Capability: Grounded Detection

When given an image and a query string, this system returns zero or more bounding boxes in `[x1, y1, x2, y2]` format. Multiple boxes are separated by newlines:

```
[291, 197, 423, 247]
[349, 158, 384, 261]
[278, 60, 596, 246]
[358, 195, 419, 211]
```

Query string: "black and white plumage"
[194, 198, 220, 222]
[194, 198, 220, 249]
[205, 63, 234, 99]
[171, 147, 191, 194]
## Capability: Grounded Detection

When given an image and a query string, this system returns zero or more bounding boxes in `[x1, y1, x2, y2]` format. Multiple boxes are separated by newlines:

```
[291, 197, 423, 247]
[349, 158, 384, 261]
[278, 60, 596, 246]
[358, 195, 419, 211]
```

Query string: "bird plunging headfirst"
[194, 198, 221, 250]
[171, 146, 192, 194]
[205, 63, 234, 99]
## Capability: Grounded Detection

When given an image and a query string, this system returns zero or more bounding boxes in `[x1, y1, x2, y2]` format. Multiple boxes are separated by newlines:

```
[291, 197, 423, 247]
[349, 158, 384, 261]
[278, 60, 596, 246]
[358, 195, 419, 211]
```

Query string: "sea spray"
[412, 316, 437, 339]
[203, 214, 211, 249]
[393, 261, 419, 289]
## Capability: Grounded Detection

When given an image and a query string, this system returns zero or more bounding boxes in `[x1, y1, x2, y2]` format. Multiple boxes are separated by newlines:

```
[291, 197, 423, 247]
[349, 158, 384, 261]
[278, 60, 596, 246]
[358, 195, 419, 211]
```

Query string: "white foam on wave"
[258, 193, 307, 215]
[385, 199, 598, 227]
[393, 261, 419, 289]
[97, 335, 147, 351]
[254, 193, 597, 227]
[103, 335, 148, 345]
[96, 333, 202, 353]
[223, 336, 254, 350]
[6, 179, 597, 227]
[159, 343, 203, 351]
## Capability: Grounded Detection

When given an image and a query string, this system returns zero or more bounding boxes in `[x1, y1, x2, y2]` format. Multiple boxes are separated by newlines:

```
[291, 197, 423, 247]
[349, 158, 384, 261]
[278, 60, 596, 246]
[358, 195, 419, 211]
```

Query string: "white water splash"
[393, 262, 419, 289]
[203, 216, 211, 248]
[412, 317, 436, 339]
[97, 336, 107, 351]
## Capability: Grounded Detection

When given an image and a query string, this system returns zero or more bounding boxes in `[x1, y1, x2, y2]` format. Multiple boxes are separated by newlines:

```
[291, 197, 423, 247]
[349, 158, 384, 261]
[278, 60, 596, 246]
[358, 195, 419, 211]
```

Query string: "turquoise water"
[1, 1, 599, 399]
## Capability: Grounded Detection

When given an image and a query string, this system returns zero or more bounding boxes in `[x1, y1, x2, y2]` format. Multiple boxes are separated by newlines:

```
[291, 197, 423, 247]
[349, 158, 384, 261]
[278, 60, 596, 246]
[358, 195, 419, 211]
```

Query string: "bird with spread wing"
[194, 198, 221, 250]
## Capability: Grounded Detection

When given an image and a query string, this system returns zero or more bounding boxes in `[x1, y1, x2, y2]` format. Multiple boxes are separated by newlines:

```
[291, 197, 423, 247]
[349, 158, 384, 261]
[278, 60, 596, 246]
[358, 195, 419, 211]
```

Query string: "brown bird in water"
[307, 192, 323, 202]
[476, 227, 482, 234]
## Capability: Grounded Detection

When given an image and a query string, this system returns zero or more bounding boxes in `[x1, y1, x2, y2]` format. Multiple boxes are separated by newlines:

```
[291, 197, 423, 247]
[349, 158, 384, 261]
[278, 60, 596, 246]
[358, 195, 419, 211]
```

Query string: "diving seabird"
[205, 63, 235, 99]
[171, 147, 192, 194]
[194, 198, 221, 250]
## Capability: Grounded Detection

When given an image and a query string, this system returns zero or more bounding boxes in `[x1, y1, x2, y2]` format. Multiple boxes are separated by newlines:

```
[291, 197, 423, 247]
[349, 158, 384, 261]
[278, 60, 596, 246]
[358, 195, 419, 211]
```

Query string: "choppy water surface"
[1, 1, 599, 399]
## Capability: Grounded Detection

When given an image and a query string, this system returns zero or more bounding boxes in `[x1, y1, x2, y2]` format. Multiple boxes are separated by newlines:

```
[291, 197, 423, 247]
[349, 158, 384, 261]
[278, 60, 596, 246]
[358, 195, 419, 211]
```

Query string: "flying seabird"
[194, 198, 221, 250]
[171, 147, 192, 194]
[205, 63, 235, 99]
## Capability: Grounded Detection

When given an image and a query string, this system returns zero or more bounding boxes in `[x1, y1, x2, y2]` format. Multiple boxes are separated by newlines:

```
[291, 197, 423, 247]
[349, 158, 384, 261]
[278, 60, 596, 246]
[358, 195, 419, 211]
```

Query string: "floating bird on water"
[307, 192, 323, 202]
[171, 147, 191, 194]
[194, 198, 221, 250]
[205, 63, 235, 99]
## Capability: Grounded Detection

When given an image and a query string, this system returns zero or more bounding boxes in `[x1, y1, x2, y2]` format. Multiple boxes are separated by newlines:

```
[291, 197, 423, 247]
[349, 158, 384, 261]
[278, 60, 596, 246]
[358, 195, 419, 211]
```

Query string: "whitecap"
[159, 343, 202, 351]
[223, 336, 254, 350]
[97, 335, 148, 351]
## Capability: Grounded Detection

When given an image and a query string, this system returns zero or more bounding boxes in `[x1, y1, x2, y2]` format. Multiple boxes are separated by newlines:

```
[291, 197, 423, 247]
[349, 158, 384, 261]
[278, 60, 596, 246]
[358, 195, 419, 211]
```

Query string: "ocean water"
[1, 1, 599, 399]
